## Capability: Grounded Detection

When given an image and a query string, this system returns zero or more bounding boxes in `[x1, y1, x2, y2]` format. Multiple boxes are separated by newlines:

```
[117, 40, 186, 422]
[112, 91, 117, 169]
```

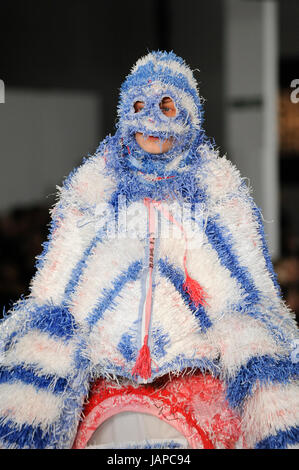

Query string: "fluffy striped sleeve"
[200, 153, 299, 449]
[0, 153, 114, 448]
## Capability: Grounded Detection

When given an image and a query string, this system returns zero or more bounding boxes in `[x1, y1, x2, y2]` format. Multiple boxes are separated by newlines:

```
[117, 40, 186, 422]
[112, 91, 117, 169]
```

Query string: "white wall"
[0, 88, 101, 212]
[224, 0, 279, 259]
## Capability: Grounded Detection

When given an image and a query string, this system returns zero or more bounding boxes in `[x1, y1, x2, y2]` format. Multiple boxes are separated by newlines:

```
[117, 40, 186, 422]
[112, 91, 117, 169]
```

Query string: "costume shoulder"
[56, 139, 116, 212]
[195, 144, 298, 340]
[195, 144, 249, 203]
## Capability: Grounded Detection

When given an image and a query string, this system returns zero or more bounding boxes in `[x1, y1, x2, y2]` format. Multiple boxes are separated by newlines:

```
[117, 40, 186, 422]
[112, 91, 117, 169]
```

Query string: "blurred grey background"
[0, 0, 298, 322]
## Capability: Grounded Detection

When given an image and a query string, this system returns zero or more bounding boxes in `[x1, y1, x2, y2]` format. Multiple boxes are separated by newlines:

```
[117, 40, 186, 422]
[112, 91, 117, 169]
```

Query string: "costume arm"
[0, 152, 113, 448]
[223, 189, 299, 449]
[200, 153, 299, 449]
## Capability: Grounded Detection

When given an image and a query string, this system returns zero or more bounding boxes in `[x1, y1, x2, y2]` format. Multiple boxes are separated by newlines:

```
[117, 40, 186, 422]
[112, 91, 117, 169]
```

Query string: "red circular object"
[73, 371, 242, 449]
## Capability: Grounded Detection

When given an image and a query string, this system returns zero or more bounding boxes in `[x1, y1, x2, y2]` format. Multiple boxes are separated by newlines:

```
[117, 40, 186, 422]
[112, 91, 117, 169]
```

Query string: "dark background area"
[0, 0, 298, 323]
[0, 0, 224, 147]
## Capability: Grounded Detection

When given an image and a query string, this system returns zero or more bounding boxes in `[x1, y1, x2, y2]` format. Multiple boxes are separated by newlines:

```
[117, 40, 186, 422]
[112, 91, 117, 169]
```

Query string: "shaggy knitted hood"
[102, 51, 214, 194]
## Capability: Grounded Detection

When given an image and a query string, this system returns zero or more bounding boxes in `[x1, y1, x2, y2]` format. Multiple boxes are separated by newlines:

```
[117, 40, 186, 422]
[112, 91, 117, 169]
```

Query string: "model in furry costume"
[0, 51, 298, 449]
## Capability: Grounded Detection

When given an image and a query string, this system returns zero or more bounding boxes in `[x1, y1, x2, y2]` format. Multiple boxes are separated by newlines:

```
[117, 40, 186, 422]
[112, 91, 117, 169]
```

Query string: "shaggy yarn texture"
[0, 51, 298, 449]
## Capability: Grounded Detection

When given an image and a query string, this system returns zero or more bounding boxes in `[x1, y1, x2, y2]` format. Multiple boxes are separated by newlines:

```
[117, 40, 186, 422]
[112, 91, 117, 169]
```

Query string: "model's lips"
[135, 132, 174, 149]
[136, 133, 163, 142]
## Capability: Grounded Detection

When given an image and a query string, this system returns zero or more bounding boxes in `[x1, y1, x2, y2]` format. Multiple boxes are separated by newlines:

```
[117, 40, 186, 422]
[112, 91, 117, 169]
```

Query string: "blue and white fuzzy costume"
[0, 51, 298, 449]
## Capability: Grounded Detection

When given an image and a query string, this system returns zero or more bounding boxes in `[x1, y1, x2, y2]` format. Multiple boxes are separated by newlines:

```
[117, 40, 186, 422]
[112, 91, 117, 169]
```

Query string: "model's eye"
[134, 101, 145, 113]
[159, 97, 176, 117]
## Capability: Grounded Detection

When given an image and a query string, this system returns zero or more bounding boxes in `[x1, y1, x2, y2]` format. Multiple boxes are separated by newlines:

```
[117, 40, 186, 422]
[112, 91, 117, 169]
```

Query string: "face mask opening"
[159, 96, 177, 118]
[133, 101, 145, 113]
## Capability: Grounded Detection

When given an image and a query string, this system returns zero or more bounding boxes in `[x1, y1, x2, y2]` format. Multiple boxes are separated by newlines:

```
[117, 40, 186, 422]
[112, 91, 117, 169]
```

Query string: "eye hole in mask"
[133, 98, 177, 118]
[133, 101, 145, 113]
[159, 96, 177, 118]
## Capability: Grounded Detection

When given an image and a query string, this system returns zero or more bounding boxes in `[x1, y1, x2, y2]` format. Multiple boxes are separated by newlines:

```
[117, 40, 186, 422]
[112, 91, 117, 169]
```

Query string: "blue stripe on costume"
[158, 258, 212, 332]
[255, 425, 299, 449]
[87, 259, 143, 326]
[63, 223, 108, 300]
[29, 304, 77, 340]
[198, 215, 289, 340]
[0, 420, 52, 449]
[0, 365, 68, 394]
[203, 216, 261, 306]
[117, 325, 171, 363]
[226, 355, 299, 409]
[117, 331, 137, 362]
[150, 326, 171, 360]
[121, 57, 201, 107]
